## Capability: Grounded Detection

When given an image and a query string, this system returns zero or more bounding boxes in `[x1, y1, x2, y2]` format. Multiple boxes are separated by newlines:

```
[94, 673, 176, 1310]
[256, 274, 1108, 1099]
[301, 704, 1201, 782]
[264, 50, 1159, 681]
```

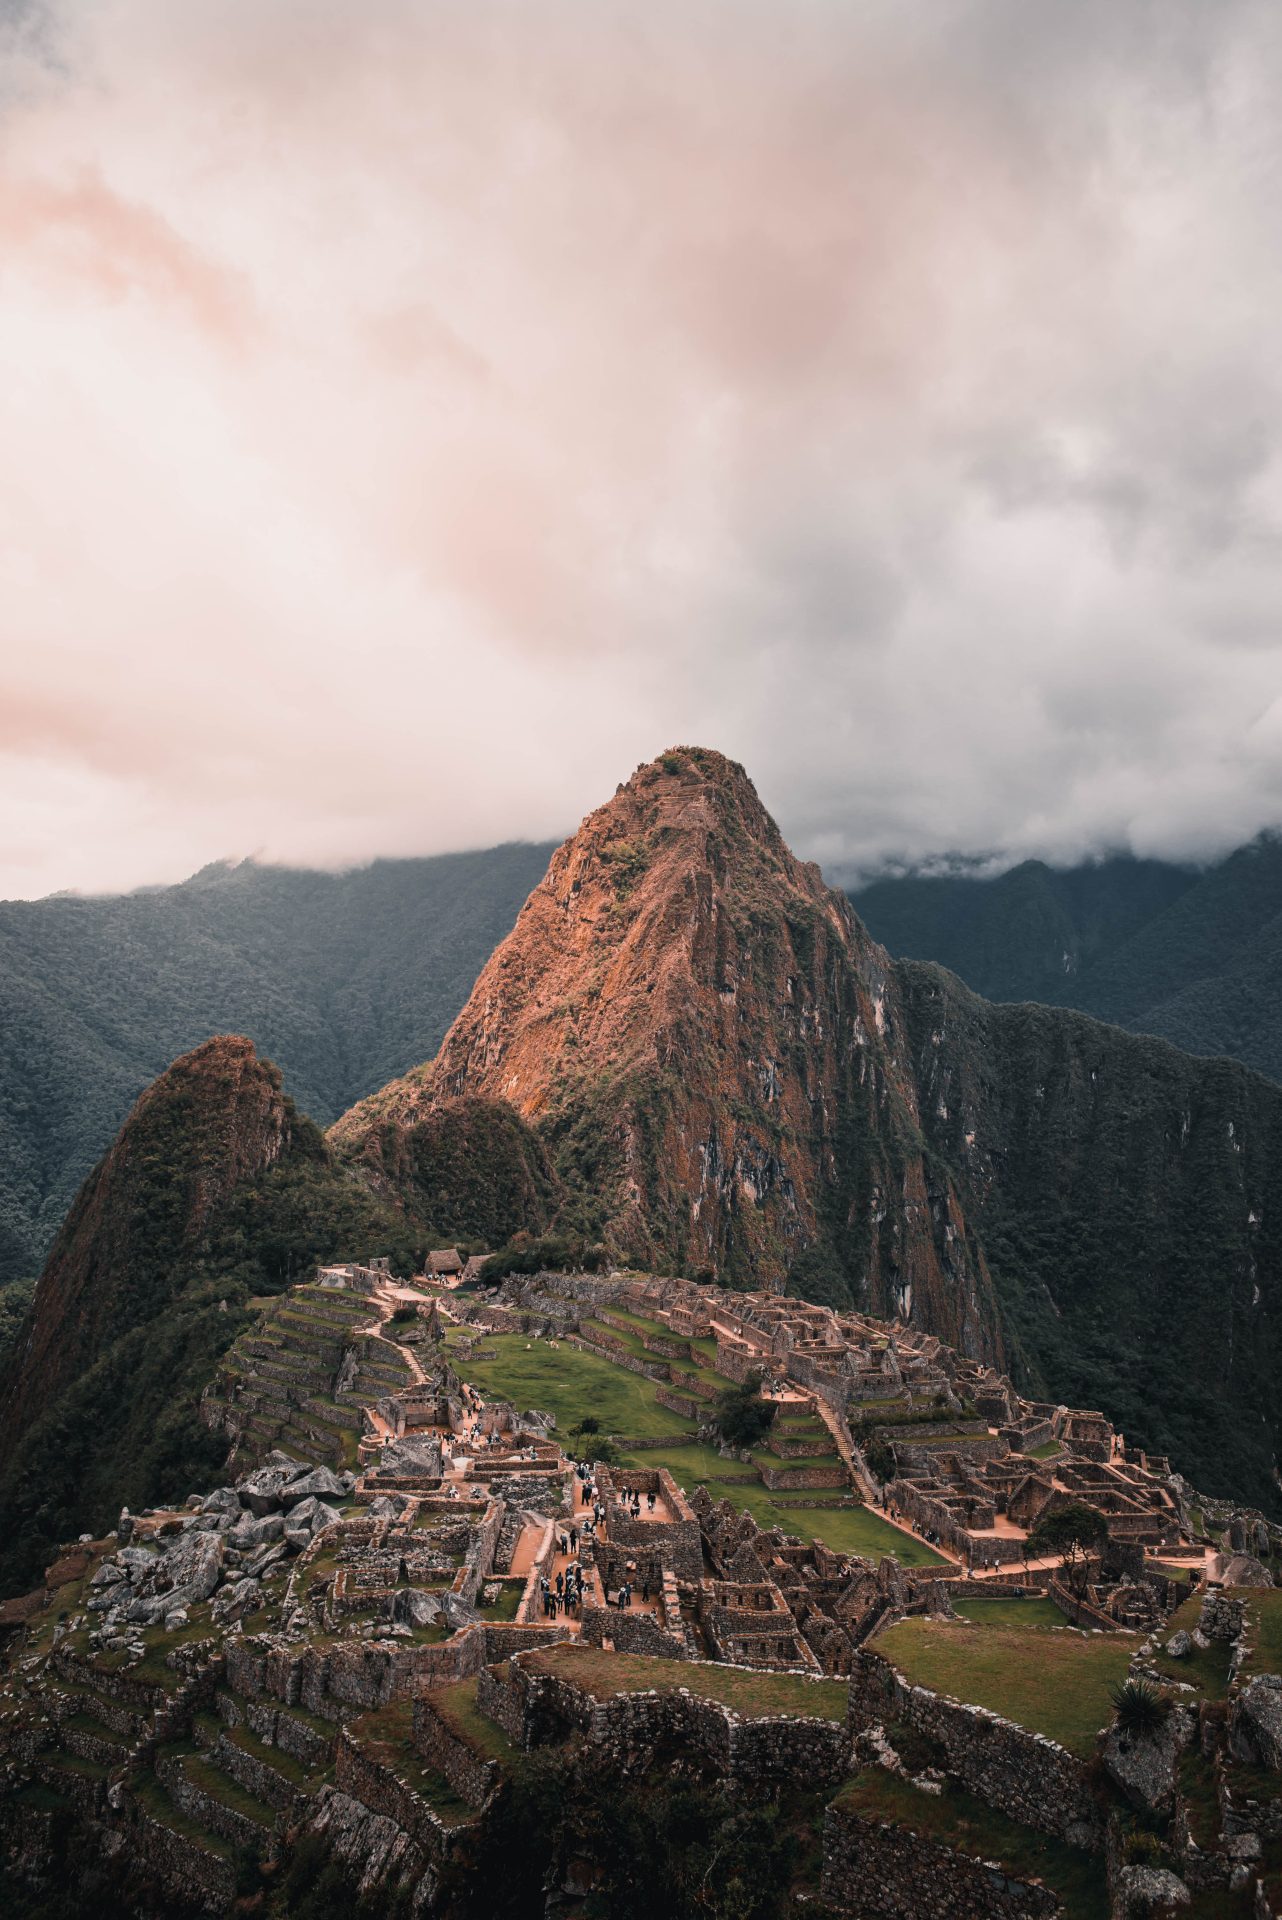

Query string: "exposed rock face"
[1101, 1708, 1195, 1818]
[1230, 1675, 1282, 1771]
[334, 748, 998, 1352]
[0, 1036, 291, 1457]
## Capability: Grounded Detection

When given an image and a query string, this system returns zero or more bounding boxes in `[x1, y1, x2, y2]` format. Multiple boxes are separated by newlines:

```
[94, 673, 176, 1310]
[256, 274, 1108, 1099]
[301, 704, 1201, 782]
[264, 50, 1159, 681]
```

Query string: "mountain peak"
[332, 749, 993, 1348]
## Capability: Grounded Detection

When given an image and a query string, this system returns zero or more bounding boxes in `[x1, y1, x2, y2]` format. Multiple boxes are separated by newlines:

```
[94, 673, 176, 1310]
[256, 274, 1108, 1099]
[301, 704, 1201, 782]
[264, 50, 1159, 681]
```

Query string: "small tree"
[576, 1435, 619, 1466]
[1027, 1503, 1108, 1598]
[712, 1371, 773, 1450]
[570, 1416, 600, 1436]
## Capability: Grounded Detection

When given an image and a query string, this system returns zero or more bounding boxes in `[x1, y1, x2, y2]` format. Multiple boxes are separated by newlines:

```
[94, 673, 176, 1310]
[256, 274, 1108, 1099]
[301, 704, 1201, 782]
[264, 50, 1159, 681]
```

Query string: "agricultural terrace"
[871, 1618, 1135, 1758]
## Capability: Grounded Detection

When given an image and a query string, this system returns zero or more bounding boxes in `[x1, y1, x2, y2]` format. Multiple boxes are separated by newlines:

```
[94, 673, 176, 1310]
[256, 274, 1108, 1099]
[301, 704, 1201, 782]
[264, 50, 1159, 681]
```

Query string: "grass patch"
[872, 1617, 1134, 1757]
[448, 1334, 696, 1440]
[836, 1769, 1108, 1920]
[1150, 1594, 1232, 1698]
[431, 1677, 518, 1763]
[1027, 1441, 1063, 1461]
[771, 1504, 948, 1569]
[527, 1643, 849, 1721]
[478, 1580, 523, 1622]
[950, 1592, 1067, 1629]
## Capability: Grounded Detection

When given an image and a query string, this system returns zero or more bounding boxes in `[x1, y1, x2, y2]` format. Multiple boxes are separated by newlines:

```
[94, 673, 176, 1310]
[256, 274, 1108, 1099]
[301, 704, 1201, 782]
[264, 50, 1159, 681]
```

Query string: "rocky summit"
[334, 747, 998, 1349]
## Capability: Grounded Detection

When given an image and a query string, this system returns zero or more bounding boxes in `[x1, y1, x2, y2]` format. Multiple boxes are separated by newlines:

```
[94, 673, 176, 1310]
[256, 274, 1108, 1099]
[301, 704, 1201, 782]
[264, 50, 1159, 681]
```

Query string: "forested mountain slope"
[0, 842, 553, 1282]
[899, 961, 1282, 1515]
[852, 836, 1282, 1084]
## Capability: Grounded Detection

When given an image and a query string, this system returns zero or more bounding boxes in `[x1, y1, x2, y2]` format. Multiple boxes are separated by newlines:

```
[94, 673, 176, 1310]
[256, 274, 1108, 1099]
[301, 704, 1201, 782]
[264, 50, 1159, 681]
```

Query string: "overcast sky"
[3, 0, 1282, 898]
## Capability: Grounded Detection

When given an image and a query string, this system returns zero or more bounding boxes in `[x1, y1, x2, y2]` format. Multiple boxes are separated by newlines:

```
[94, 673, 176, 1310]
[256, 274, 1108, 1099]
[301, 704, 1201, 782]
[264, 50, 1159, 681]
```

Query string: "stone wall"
[656, 1384, 704, 1422]
[497, 1659, 851, 1787]
[848, 1650, 1102, 1849]
[579, 1604, 688, 1659]
[335, 1727, 460, 1856]
[411, 1697, 502, 1809]
[124, 1802, 237, 1908]
[759, 1462, 850, 1492]
[821, 1794, 1059, 1918]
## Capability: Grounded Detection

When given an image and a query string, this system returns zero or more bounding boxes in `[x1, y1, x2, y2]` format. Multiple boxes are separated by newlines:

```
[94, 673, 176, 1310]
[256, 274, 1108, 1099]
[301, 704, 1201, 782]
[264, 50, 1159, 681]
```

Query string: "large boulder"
[1102, 1708, 1195, 1818]
[398, 1589, 443, 1629]
[212, 1576, 262, 1622]
[239, 1464, 297, 1516]
[283, 1497, 341, 1548]
[228, 1512, 285, 1552]
[280, 1466, 347, 1506]
[1218, 1554, 1273, 1589]
[1115, 1866, 1190, 1915]
[1229, 1675, 1282, 1772]
[200, 1487, 240, 1517]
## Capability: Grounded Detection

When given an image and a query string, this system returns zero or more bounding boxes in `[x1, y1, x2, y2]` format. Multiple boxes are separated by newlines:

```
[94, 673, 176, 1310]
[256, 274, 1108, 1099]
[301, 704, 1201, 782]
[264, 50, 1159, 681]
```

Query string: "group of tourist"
[540, 1563, 585, 1618]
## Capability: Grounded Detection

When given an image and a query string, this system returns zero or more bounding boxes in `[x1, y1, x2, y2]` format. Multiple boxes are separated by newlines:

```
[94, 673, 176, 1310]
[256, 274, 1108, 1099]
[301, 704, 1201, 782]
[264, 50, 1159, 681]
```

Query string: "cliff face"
[0, 1036, 291, 1458]
[333, 748, 998, 1356]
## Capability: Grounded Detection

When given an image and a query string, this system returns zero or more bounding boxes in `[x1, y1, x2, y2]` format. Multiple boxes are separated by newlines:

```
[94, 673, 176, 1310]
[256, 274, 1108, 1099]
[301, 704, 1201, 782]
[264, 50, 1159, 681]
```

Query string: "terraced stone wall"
[821, 1795, 1059, 1918]
[848, 1650, 1102, 1849]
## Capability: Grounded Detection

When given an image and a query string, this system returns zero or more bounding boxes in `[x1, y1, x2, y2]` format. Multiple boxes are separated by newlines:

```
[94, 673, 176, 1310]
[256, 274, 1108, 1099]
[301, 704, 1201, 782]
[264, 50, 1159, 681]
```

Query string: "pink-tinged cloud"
[1, 0, 1282, 898]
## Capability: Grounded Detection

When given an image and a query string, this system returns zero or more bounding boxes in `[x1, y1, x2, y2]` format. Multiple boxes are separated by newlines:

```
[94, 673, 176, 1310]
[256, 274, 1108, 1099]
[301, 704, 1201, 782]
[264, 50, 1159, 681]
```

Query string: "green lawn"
[835, 1770, 1107, 1920]
[528, 1643, 848, 1721]
[1027, 1441, 1063, 1461]
[772, 1505, 948, 1569]
[950, 1591, 1067, 1628]
[447, 1333, 697, 1440]
[873, 1618, 1134, 1757]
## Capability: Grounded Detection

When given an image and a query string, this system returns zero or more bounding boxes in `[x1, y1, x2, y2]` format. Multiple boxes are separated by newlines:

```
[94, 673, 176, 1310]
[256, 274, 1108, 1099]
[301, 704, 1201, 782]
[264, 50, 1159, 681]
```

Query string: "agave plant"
[1110, 1679, 1168, 1738]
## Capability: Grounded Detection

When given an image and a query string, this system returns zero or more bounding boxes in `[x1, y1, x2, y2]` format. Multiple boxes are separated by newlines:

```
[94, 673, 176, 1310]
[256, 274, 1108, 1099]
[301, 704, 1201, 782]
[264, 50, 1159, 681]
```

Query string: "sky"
[3, 0, 1282, 898]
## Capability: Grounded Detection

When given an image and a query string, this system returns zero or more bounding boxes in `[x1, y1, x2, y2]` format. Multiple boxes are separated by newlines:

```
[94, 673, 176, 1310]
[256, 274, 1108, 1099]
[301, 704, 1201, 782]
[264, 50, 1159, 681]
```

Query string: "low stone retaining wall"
[849, 1650, 1102, 1849]
[759, 1463, 849, 1492]
[335, 1727, 463, 1855]
[127, 1803, 237, 1908]
[215, 1730, 302, 1814]
[495, 1659, 851, 1787]
[157, 1748, 274, 1851]
[411, 1697, 502, 1809]
[579, 1605, 688, 1660]
[566, 1333, 671, 1384]
[655, 1385, 704, 1421]
[821, 1793, 1059, 1918]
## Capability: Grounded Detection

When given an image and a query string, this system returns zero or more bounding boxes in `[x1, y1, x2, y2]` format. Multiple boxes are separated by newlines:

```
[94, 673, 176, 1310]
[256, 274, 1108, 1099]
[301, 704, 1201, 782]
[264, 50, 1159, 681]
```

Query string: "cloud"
[1, 0, 1281, 896]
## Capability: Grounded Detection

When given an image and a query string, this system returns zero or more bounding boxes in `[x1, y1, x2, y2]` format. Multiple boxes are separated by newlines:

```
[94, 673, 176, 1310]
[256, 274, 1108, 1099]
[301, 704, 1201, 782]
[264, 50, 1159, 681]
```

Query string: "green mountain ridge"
[851, 834, 1282, 1082]
[0, 842, 554, 1284]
